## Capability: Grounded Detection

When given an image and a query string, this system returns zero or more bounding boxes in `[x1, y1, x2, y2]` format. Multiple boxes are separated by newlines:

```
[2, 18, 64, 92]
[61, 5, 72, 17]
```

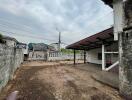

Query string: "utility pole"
[58, 31, 61, 51]
[56, 28, 61, 51]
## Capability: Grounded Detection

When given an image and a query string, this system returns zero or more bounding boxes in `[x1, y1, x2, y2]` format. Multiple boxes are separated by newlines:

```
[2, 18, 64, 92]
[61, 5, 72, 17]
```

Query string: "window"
[98, 53, 102, 60]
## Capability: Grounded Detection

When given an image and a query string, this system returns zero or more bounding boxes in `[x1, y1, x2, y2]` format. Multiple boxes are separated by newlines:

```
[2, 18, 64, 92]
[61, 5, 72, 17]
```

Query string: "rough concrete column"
[119, 0, 132, 98]
[119, 29, 132, 99]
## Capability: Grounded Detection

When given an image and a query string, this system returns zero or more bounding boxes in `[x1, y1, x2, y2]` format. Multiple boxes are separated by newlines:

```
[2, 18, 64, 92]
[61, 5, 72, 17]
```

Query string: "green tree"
[0, 34, 4, 43]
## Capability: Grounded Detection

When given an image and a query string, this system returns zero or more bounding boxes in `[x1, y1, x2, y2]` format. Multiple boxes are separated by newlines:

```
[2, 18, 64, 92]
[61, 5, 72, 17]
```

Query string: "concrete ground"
[75, 64, 119, 89]
[0, 61, 123, 100]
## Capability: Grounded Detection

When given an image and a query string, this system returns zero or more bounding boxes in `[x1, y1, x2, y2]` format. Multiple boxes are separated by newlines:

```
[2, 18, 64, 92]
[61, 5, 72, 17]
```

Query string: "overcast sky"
[0, 0, 113, 46]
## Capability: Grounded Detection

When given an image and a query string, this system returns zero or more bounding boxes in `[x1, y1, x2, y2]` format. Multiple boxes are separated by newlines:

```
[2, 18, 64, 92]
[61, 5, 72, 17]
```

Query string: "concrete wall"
[119, 29, 132, 98]
[48, 52, 83, 61]
[28, 51, 47, 61]
[119, 0, 132, 98]
[124, 0, 132, 27]
[28, 51, 83, 61]
[0, 44, 23, 92]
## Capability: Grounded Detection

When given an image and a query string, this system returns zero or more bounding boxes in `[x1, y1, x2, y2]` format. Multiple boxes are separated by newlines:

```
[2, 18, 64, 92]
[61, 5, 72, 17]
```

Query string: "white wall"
[86, 48, 102, 64]
[28, 51, 47, 60]
[86, 42, 118, 65]
[113, 0, 124, 40]
[48, 52, 83, 61]
[23, 45, 28, 55]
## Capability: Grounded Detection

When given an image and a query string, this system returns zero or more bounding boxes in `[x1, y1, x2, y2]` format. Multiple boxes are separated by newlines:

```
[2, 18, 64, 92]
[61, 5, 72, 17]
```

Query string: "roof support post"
[119, 27, 132, 98]
[102, 44, 105, 70]
[74, 49, 76, 65]
[84, 50, 86, 64]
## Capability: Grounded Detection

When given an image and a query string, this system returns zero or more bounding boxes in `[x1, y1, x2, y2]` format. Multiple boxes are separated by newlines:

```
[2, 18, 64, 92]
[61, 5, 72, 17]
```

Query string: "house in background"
[2, 35, 29, 60]
[48, 45, 57, 51]
[3, 35, 18, 47]
[17, 42, 28, 60]
[50, 43, 60, 51]
[28, 43, 49, 61]
[66, 27, 119, 73]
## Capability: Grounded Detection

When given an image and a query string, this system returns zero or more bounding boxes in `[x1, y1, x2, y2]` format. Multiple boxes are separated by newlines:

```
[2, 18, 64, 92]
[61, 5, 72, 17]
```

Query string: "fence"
[48, 52, 84, 61]
[28, 51, 84, 61]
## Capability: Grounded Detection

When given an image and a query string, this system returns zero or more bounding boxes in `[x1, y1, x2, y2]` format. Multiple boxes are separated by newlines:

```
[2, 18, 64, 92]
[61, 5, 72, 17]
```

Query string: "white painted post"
[102, 45, 105, 70]
[113, 0, 123, 40]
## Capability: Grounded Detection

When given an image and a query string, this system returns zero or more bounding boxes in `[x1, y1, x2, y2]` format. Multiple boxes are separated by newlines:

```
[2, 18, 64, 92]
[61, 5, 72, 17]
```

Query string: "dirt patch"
[0, 61, 123, 100]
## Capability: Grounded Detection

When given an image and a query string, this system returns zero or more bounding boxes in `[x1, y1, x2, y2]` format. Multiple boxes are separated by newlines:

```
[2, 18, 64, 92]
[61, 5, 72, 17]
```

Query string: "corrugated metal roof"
[66, 27, 114, 50]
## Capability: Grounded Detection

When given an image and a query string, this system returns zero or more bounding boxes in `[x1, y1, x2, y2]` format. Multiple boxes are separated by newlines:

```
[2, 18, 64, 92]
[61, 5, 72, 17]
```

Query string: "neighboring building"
[50, 43, 59, 51]
[17, 42, 28, 60]
[17, 42, 28, 54]
[67, 27, 119, 72]
[3, 35, 18, 47]
[48, 45, 57, 51]
[28, 43, 49, 61]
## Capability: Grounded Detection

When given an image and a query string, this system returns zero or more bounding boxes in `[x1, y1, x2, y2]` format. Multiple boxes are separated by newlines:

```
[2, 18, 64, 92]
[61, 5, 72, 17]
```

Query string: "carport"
[66, 27, 119, 71]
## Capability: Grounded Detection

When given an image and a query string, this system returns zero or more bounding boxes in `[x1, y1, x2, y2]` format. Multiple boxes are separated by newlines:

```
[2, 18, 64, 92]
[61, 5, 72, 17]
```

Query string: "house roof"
[17, 42, 27, 45]
[3, 35, 18, 42]
[28, 43, 49, 51]
[66, 27, 115, 50]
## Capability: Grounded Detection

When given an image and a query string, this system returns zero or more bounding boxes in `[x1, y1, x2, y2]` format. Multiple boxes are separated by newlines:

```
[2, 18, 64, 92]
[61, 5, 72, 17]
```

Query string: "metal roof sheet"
[66, 27, 114, 50]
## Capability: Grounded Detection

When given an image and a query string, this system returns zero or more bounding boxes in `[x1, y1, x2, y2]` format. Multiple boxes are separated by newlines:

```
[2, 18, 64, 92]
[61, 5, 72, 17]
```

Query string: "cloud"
[0, 0, 113, 46]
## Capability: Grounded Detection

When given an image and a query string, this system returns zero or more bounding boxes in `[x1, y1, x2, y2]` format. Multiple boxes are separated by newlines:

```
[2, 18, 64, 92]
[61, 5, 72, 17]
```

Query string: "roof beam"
[75, 45, 101, 49]
[87, 41, 102, 45]
[79, 41, 102, 46]
[109, 33, 114, 38]
[96, 37, 107, 44]
[96, 37, 111, 43]
[96, 37, 116, 45]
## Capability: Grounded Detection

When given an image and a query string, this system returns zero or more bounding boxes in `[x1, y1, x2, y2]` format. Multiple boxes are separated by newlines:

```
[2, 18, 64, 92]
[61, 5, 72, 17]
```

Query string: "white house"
[50, 43, 60, 51]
